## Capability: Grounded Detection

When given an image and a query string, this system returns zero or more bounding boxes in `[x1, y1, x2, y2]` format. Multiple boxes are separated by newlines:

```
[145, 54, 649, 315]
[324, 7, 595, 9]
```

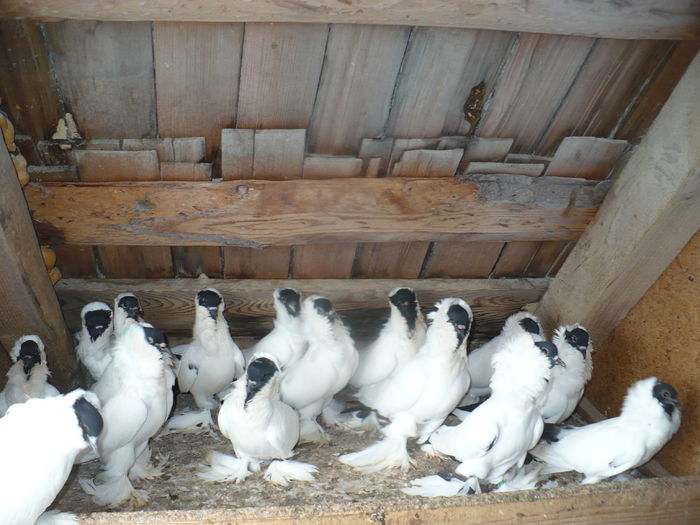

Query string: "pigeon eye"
[571, 335, 577, 344]
[662, 391, 670, 398]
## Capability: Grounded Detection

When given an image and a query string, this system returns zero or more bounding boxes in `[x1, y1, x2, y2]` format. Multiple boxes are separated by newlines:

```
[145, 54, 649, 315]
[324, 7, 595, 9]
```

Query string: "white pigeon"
[339, 298, 472, 471]
[80, 323, 175, 506]
[199, 355, 317, 485]
[279, 295, 358, 443]
[244, 288, 306, 369]
[351, 287, 426, 389]
[0, 389, 103, 525]
[75, 301, 115, 381]
[404, 336, 559, 496]
[461, 311, 545, 406]
[538, 324, 594, 424]
[177, 288, 244, 409]
[0, 335, 60, 416]
[113, 292, 144, 337]
[530, 377, 681, 484]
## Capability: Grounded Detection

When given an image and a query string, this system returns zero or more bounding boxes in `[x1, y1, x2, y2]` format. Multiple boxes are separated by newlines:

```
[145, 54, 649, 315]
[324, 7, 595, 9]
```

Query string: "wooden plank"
[74, 150, 160, 181]
[303, 156, 363, 179]
[548, 241, 575, 276]
[221, 129, 254, 180]
[424, 242, 503, 278]
[385, 27, 514, 138]
[160, 162, 212, 181]
[479, 34, 595, 153]
[55, 277, 549, 341]
[172, 246, 221, 278]
[358, 137, 394, 176]
[387, 138, 441, 176]
[353, 242, 430, 279]
[544, 137, 628, 180]
[537, 52, 700, 344]
[253, 129, 305, 180]
[153, 22, 242, 157]
[391, 149, 462, 178]
[25, 177, 606, 246]
[460, 137, 514, 169]
[172, 137, 206, 162]
[0, 20, 62, 141]
[122, 138, 174, 161]
[54, 244, 96, 278]
[292, 244, 357, 279]
[98, 246, 174, 278]
[536, 40, 673, 155]
[44, 20, 156, 138]
[465, 161, 545, 177]
[0, 140, 75, 388]
[83, 139, 121, 151]
[28, 165, 78, 183]
[308, 24, 410, 155]
[491, 241, 541, 278]
[237, 23, 327, 129]
[364, 158, 382, 178]
[524, 241, 568, 278]
[223, 246, 291, 279]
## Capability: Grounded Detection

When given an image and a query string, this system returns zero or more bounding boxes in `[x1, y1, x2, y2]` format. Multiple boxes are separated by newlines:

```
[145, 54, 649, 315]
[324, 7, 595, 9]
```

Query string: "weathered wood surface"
[537, 52, 700, 344]
[160, 162, 212, 181]
[491, 241, 540, 278]
[7, 1, 700, 40]
[172, 246, 221, 278]
[223, 246, 291, 279]
[74, 150, 160, 181]
[391, 149, 462, 178]
[292, 244, 357, 279]
[303, 155, 363, 179]
[221, 129, 254, 180]
[54, 244, 96, 278]
[544, 137, 628, 180]
[465, 161, 545, 177]
[55, 278, 548, 340]
[25, 177, 605, 246]
[253, 129, 305, 180]
[354, 242, 430, 279]
[525, 241, 568, 278]
[424, 241, 504, 278]
[97, 246, 174, 278]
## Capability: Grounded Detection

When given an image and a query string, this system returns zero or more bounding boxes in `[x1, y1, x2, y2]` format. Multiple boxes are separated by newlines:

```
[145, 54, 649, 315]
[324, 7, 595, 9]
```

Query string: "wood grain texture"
[424, 241, 503, 278]
[292, 244, 357, 279]
[536, 39, 672, 155]
[236, 23, 327, 129]
[391, 149, 462, 178]
[44, 20, 156, 138]
[307, 24, 410, 155]
[537, 52, 700, 345]
[479, 33, 594, 153]
[358, 138, 394, 176]
[0, 141, 75, 388]
[54, 244, 96, 278]
[98, 246, 174, 278]
[160, 162, 212, 181]
[525, 241, 568, 278]
[461, 137, 514, 162]
[74, 150, 160, 181]
[253, 129, 305, 180]
[172, 137, 206, 162]
[303, 156, 363, 179]
[122, 138, 174, 161]
[221, 128, 254, 180]
[28, 165, 78, 183]
[353, 242, 430, 279]
[172, 246, 221, 277]
[223, 246, 291, 279]
[153, 22, 243, 157]
[465, 161, 544, 177]
[25, 177, 603, 246]
[544, 137, 628, 180]
[0, 20, 62, 141]
[491, 241, 540, 278]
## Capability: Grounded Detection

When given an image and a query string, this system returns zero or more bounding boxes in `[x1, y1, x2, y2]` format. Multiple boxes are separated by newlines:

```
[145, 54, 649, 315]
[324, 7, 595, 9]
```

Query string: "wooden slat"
[544, 137, 628, 180]
[54, 244, 96, 278]
[358, 137, 394, 176]
[353, 242, 430, 279]
[479, 33, 594, 153]
[44, 20, 156, 138]
[253, 129, 305, 180]
[153, 22, 242, 157]
[55, 277, 549, 341]
[308, 24, 410, 155]
[387, 138, 441, 175]
[223, 246, 290, 279]
[0, 20, 62, 141]
[462, 137, 514, 163]
[384, 27, 514, 138]
[303, 156, 363, 179]
[236, 23, 327, 129]
[391, 149, 462, 178]
[25, 177, 605, 246]
[537, 51, 700, 344]
[160, 162, 212, 181]
[28, 165, 78, 183]
[172, 137, 206, 163]
[122, 138, 174, 161]
[292, 244, 357, 279]
[221, 128, 254, 180]
[74, 150, 160, 181]
[172, 246, 221, 278]
[536, 40, 673, 155]
[491, 241, 541, 278]
[465, 161, 545, 177]
[83, 139, 121, 151]
[0, 141, 75, 388]
[424, 242, 504, 278]
[525, 241, 568, 278]
[98, 246, 174, 278]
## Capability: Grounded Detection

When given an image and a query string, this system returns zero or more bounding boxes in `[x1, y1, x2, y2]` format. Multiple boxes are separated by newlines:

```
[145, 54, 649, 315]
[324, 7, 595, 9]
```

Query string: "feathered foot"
[160, 408, 214, 436]
[129, 448, 169, 481]
[264, 460, 318, 485]
[420, 443, 448, 459]
[79, 475, 145, 506]
[35, 511, 78, 525]
[198, 451, 251, 483]
[339, 436, 414, 472]
[298, 417, 330, 445]
[402, 475, 467, 497]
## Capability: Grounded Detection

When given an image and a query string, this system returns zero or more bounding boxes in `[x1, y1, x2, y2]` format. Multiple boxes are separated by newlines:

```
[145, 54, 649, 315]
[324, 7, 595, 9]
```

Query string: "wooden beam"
[4, 1, 700, 40]
[55, 278, 548, 340]
[537, 51, 700, 345]
[25, 176, 605, 246]
[0, 141, 75, 389]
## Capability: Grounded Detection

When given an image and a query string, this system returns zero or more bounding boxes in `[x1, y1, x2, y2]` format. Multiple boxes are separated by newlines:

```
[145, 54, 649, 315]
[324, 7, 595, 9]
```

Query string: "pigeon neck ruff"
[490, 332, 552, 400]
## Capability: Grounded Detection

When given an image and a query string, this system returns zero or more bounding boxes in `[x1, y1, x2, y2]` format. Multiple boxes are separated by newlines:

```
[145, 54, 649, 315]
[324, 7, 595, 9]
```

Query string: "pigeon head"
[389, 287, 418, 332]
[117, 294, 143, 320]
[447, 303, 471, 349]
[245, 356, 279, 406]
[535, 341, 566, 369]
[276, 288, 302, 318]
[73, 395, 103, 444]
[84, 308, 112, 342]
[142, 325, 169, 353]
[312, 297, 338, 321]
[565, 327, 590, 358]
[519, 317, 541, 336]
[197, 289, 223, 320]
[653, 381, 681, 418]
[18, 339, 42, 376]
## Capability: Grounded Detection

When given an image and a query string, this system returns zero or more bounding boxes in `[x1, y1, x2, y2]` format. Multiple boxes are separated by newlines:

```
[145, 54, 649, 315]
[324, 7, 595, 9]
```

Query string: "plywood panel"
[491, 241, 541, 278]
[308, 24, 410, 155]
[98, 246, 174, 278]
[353, 242, 430, 279]
[237, 23, 327, 129]
[303, 156, 363, 179]
[221, 128, 254, 180]
[391, 149, 462, 178]
[253, 129, 305, 180]
[544, 137, 628, 180]
[292, 244, 357, 279]
[153, 22, 242, 157]
[223, 246, 290, 279]
[74, 150, 160, 181]
[424, 242, 504, 278]
[44, 20, 156, 138]
[172, 246, 221, 278]
[479, 33, 594, 153]
[54, 244, 96, 278]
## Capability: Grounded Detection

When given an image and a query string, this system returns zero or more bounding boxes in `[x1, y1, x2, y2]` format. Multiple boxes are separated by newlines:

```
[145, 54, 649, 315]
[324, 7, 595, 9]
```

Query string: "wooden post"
[536, 50, 700, 344]
[0, 141, 76, 389]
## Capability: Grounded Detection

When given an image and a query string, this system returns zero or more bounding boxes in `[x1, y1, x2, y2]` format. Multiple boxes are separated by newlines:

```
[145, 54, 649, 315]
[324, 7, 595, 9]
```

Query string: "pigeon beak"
[244, 380, 258, 406]
[207, 307, 218, 320]
[578, 345, 587, 353]
[554, 356, 567, 368]
[88, 436, 100, 456]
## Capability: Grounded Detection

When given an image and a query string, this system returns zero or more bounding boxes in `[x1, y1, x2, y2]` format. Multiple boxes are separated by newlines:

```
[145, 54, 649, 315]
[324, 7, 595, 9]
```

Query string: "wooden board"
[537, 51, 700, 344]
[44, 20, 156, 138]
[122, 138, 174, 161]
[462, 137, 514, 162]
[465, 162, 545, 177]
[253, 129, 305, 180]
[172, 137, 206, 163]
[97, 246, 174, 278]
[479, 33, 594, 153]
[55, 277, 549, 340]
[83, 139, 121, 151]
[491, 241, 541, 278]
[221, 129, 254, 180]
[223, 246, 291, 279]
[424, 242, 504, 278]
[292, 244, 357, 279]
[236, 23, 327, 129]
[74, 150, 160, 181]
[391, 149, 462, 178]
[172, 246, 221, 278]
[25, 177, 604, 246]
[358, 138, 394, 176]
[307, 24, 410, 155]
[153, 22, 243, 157]
[525, 241, 568, 278]
[28, 165, 78, 183]
[54, 244, 96, 278]
[544, 137, 628, 180]
[353, 242, 430, 279]
[303, 156, 363, 179]
[160, 162, 212, 181]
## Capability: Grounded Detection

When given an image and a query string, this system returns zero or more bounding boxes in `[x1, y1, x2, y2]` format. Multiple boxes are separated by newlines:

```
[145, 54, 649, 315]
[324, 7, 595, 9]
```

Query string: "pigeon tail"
[264, 460, 318, 485]
[161, 408, 214, 435]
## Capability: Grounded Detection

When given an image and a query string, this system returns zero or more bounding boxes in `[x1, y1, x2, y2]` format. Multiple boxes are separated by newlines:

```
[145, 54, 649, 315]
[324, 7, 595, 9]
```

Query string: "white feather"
[264, 460, 318, 485]
[34, 510, 79, 525]
[401, 475, 471, 497]
[198, 451, 252, 483]
[162, 408, 214, 435]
